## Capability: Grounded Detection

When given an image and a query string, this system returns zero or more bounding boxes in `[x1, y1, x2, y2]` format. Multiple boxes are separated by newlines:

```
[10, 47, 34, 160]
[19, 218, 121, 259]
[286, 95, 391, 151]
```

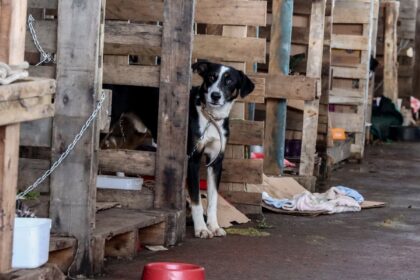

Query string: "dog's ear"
[192, 61, 210, 77]
[237, 71, 255, 98]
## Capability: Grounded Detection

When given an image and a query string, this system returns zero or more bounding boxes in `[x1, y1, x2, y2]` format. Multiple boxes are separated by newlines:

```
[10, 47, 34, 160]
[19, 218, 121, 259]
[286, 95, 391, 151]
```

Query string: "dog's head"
[192, 61, 255, 109]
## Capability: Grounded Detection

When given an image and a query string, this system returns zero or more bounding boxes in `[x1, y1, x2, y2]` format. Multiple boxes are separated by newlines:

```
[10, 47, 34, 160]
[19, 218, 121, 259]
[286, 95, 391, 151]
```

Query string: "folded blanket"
[262, 186, 363, 214]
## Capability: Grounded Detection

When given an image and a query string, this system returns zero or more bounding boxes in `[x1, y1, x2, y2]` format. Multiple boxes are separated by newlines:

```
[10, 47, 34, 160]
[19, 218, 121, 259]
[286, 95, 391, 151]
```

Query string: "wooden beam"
[154, 0, 195, 244]
[193, 35, 266, 64]
[200, 159, 263, 184]
[383, 1, 399, 103]
[266, 75, 317, 100]
[195, 0, 267, 26]
[0, 0, 27, 273]
[331, 35, 369, 50]
[299, 0, 326, 177]
[263, 0, 293, 176]
[103, 64, 160, 87]
[98, 150, 155, 176]
[229, 120, 264, 146]
[49, 0, 103, 276]
[105, 0, 266, 26]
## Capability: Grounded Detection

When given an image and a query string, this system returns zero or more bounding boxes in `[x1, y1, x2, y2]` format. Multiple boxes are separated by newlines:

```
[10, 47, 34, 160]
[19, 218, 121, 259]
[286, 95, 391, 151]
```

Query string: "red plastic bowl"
[141, 262, 205, 280]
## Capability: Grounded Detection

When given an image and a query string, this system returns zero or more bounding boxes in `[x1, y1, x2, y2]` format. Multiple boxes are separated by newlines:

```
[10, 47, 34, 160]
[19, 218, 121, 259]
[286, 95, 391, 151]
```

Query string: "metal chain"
[17, 92, 107, 200]
[28, 14, 55, 66]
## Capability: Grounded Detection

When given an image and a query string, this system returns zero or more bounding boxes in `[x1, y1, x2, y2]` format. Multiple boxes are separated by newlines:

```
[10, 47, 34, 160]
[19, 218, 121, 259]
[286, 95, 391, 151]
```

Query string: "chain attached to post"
[28, 14, 55, 66]
[17, 92, 107, 200]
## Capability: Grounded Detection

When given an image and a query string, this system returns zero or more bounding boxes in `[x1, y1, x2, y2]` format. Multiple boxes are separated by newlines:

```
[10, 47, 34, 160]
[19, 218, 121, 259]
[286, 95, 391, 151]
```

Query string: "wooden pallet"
[92, 208, 167, 274]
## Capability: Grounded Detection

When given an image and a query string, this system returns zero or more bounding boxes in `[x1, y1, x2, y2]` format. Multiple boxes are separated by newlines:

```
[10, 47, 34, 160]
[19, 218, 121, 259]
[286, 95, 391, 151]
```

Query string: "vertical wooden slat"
[263, 0, 293, 176]
[383, 1, 399, 103]
[154, 0, 196, 244]
[299, 0, 326, 176]
[49, 0, 103, 275]
[0, 0, 27, 273]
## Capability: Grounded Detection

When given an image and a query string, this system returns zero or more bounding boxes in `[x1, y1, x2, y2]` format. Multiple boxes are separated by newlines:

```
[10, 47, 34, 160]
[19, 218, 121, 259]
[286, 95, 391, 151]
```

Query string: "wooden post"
[263, 0, 293, 176]
[413, 0, 420, 99]
[154, 0, 195, 244]
[299, 0, 326, 176]
[0, 0, 27, 273]
[383, 1, 399, 104]
[49, 0, 103, 275]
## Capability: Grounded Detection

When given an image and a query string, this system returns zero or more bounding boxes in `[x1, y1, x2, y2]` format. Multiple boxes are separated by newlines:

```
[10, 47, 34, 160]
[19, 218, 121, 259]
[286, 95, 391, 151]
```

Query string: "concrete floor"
[99, 143, 420, 280]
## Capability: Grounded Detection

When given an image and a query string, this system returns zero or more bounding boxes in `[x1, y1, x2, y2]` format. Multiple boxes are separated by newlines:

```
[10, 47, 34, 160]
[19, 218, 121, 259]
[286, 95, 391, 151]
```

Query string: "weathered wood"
[200, 159, 263, 184]
[98, 150, 155, 176]
[105, 231, 138, 258]
[0, 125, 20, 273]
[264, 0, 292, 176]
[104, 21, 162, 56]
[138, 221, 167, 246]
[0, 0, 27, 272]
[28, 0, 57, 9]
[25, 19, 56, 54]
[103, 64, 159, 87]
[18, 158, 50, 193]
[106, 0, 266, 26]
[265, 74, 317, 100]
[196, 0, 266, 26]
[330, 112, 364, 132]
[97, 188, 154, 210]
[299, 0, 325, 177]
[193, 35, 266, 63]
[331, 66, 368, 79]
[154, 0, 195, 236]
[331, 35, 369, 50]
[94, 208, 166, 239]
[49, 0, 103, 276]
[383, 1, 399, 103]
[229, 120, 264, 146]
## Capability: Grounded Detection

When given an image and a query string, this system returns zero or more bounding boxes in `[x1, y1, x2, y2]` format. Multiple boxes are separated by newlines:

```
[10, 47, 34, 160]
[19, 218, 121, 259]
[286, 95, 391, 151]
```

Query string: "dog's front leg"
[187, 155, 214, 239]
[206, 156, 226, 237]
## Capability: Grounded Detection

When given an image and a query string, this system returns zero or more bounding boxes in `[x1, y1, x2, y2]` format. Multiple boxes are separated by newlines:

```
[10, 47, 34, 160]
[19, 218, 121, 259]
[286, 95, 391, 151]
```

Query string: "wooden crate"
[376, 0, 417, 99]
[329, 0, 376, 159]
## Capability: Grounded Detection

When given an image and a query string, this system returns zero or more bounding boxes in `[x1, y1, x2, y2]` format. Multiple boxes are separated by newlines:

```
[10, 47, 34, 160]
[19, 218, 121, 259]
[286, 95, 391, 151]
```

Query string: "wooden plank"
[334, 6, 371, 23]
[153, 0, 195, 246]
[331, 66, 368, 79]
[330, 112, 364, 132]
[383, 1, 399, 103]
[329, 95, 364, 105]
[193, 35, 266, 63]
[97, 188, 154, 210]
[330, 88, 365, 98]
[98, 150, 155, 176]
[106, 0, 266, 26]
[25, 19, 57, 54]
[28, 65, 56, 78]
[0, 78, 55, 102]
[265, 74, 317, 100]
[229, 120, 264, 146]
[28, 0, 57, 9]
[0, 100, 54, 126]
[104, 21, 162, 56]
[18, 158, 50, 193]
[0, 125, 20, 273]
[263, 0, 291, 176]
[49, 236, 77, 252]
[200, 159, 263, 184]
[49, 0, 103, 275]
[331, 35, 369, 50]
[94, 208, 166, 239]
[299, 0, 325, 177]
[0, 0, 27, 271]
[105, 0, 163, 22]
[103, 64, 160, 87]
[195, 0, 266, 26]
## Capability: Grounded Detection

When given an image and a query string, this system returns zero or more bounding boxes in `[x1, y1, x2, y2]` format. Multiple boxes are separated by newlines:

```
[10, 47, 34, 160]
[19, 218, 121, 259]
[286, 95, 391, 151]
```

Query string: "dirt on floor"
[98, 142, 420, 280]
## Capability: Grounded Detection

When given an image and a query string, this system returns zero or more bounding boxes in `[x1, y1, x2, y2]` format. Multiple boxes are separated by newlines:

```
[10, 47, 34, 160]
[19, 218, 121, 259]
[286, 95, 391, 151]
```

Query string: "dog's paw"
[209, 227, 227, 237]
[195, 228, 214, 239]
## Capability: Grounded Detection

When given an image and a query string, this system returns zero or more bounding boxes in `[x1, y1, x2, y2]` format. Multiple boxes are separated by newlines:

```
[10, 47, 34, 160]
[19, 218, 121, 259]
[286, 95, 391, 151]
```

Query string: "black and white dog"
[104, 61, 255, 238]
[188, 61, 254, 238]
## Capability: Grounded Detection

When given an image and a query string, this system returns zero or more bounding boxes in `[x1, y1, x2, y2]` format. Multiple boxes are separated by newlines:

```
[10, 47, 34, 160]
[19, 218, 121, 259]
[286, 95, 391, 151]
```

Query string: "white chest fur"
[196, 106, 227, 156]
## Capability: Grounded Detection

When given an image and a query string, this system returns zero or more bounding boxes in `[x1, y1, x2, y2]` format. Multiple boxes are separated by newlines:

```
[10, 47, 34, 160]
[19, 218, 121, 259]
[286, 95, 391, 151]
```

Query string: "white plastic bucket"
[97, 175, 143, 190]
[12, 218, 52, 269]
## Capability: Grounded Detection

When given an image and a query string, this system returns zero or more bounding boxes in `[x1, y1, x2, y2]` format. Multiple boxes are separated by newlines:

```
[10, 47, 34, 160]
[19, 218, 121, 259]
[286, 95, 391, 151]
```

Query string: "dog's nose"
[211, 92, 221, 101]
